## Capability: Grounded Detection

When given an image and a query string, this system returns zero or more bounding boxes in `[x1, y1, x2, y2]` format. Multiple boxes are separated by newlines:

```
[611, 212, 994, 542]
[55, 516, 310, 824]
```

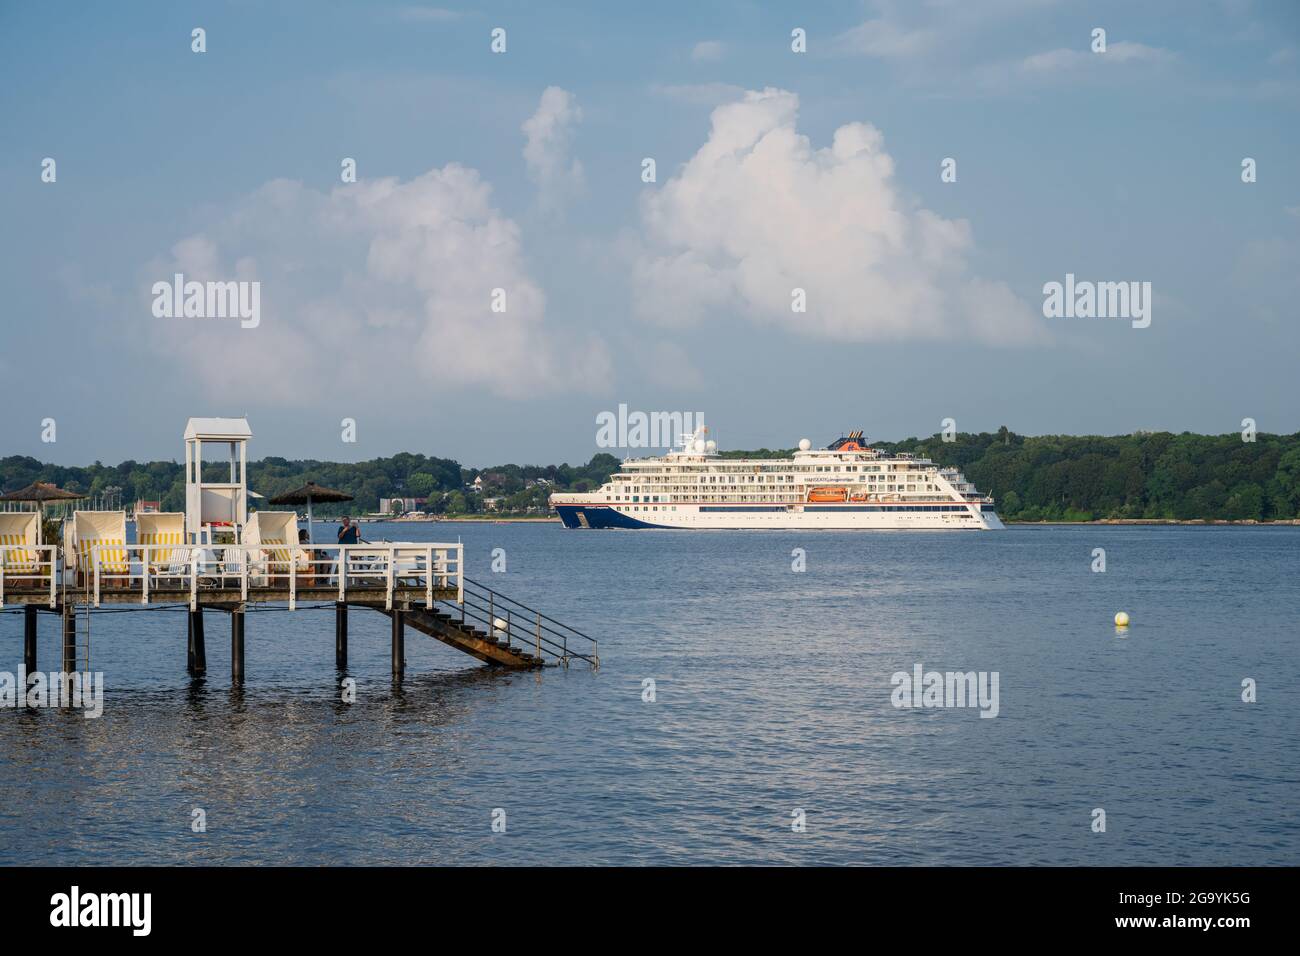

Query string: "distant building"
[483, 497, 504, 511]
[134, 499, 161, 515]
[380, 497, 428, 514]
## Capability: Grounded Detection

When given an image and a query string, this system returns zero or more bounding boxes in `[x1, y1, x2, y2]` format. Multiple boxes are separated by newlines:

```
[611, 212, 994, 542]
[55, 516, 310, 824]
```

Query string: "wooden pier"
[2, 542, 597, 680]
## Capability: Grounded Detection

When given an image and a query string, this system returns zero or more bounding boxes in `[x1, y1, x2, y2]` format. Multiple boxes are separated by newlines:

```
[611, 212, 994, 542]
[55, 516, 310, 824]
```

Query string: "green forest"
[3, 428, 1298, 522]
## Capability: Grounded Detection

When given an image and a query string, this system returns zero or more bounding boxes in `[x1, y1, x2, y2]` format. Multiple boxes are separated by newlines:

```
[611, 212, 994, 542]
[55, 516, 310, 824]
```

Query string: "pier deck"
[2, 542, 597, 678]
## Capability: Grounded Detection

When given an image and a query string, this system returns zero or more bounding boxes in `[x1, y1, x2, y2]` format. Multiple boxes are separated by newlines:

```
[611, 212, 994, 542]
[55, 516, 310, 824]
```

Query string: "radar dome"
[705, 440, 717, 452]
[798, 438, 812, 451]
[693, 438, 706, 452]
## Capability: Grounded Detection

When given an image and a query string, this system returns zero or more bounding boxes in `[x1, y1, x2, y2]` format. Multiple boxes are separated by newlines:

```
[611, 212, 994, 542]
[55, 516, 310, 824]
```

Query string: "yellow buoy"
[1114, 611, 1130, 627]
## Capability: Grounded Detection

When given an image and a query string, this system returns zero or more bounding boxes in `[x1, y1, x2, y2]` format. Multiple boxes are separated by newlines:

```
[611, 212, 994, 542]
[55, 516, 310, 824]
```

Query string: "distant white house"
[380, 496, 428, 514]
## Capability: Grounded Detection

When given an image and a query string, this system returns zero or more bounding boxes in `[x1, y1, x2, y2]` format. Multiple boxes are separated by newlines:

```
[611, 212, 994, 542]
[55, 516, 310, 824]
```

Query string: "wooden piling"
[61, 605, 76, 673]
[189, 608, 206, 676]
[335, 602, 348, 668]
[391, 609, 405, 678]
[231, 608, 245, 683]
[23, 605, 37, 674]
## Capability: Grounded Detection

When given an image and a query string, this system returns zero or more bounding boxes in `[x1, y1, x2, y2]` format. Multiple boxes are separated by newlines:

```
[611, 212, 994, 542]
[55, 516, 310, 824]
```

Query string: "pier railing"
[0, 545, 58, 608]
[70, 542, 463, 610]
[437, 576, 598, 668]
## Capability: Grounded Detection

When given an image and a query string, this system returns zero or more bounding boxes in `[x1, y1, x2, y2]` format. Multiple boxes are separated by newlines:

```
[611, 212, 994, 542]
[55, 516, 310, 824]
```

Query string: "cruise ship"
[550, 430, 1004, 530]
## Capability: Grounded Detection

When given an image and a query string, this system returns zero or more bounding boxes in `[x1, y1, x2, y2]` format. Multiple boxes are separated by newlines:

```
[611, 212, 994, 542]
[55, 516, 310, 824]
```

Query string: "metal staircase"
[393, 576, 597, 670]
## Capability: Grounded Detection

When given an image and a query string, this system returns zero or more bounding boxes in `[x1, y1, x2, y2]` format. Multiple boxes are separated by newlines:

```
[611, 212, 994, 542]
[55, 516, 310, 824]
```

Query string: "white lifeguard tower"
[183, 417, 252, 543]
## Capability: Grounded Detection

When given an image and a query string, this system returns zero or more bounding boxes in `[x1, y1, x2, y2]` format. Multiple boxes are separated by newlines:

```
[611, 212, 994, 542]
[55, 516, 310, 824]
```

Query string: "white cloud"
[837, 19, 936, 58]
[144, 167, 609, 404]
[1021, 41, 1174, 74]
[521, 86, 584, 212]
[632, 88, 1042, 345]
[691, 40, 726, 62]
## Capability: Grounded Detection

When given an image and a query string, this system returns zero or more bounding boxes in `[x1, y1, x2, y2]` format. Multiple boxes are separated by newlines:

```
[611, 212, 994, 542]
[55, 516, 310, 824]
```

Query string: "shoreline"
[1007, 518, 1300, 526]
[355, 515, 1299, 527]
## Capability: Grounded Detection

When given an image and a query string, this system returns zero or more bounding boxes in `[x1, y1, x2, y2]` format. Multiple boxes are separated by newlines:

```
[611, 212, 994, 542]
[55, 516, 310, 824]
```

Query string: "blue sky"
[2, 0, 1297, 467]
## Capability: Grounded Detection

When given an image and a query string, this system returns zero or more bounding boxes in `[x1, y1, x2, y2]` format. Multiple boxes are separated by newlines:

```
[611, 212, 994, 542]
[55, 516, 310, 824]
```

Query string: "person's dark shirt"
[338, 525, 360, 544]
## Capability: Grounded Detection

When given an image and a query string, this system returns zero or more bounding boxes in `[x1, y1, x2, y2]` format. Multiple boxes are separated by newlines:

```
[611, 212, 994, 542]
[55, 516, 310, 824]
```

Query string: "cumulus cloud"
[632, 88, 1041, 345]
[521, 86, 584, 211]
[144, 166, 609, 403]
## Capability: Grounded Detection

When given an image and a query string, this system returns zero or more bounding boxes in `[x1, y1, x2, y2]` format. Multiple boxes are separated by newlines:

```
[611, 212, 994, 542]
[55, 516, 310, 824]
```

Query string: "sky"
[1, 0, 1297, 468]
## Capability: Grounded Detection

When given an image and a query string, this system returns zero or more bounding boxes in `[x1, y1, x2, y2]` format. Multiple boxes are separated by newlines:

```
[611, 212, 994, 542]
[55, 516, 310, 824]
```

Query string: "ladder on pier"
[75, 600, 91, 671]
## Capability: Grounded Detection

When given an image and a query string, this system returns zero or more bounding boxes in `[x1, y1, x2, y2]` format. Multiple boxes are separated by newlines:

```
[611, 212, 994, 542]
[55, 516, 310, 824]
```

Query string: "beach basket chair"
[243, 511, 303, 587]
[70, 510, 130, 588]
[0, 511, 42, 586]
[137, 512, 190, 582]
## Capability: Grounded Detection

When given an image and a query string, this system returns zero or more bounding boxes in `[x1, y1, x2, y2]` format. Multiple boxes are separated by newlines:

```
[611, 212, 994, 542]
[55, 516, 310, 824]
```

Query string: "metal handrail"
[463, 576, 597, 643]
[447, 576, 597, 667]
[70, 541, 463, 610]
[443, 590, 597, 667]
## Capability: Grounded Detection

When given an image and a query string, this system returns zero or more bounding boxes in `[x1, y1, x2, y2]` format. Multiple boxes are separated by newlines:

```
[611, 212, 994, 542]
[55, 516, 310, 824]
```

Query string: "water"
[1, 523, 1297, 865]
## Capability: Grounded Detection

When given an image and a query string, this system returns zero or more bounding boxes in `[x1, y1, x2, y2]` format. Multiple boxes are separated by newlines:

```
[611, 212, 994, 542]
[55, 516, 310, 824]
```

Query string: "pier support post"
[23, 605, 38, 675]
[188, 608, 206, 676]
[61, 605, 76, 673]
[335, 602, 348, 668]
[391, 609, 405, 679]
[231, 608, 245, 684]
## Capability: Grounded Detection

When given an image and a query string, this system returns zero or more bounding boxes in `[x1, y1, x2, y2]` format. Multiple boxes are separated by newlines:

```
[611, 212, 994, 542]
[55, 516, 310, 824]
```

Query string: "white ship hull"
[553, 502, 1003, 530]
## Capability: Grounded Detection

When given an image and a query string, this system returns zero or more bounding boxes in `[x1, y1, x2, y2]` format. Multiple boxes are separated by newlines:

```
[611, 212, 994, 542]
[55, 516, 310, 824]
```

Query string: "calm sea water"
[1, 523, 1297, 866]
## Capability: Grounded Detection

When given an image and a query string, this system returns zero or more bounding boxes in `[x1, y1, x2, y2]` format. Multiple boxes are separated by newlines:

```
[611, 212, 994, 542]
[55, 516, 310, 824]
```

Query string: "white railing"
[78, 542, 463, 610]
[0, 545, 58, 608]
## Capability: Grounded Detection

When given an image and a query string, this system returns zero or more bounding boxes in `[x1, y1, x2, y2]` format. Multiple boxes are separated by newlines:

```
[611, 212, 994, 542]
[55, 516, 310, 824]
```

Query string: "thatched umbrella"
[0, 482, 87, 545]
[267, 481, 353, 543]
[0, 481, 87, 508]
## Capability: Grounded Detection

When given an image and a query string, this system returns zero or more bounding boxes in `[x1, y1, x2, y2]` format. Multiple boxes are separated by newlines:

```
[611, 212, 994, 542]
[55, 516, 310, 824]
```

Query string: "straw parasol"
[267, 481, 354, 543]
[0, 482, 88, 545]
[0, 481, 87, 509]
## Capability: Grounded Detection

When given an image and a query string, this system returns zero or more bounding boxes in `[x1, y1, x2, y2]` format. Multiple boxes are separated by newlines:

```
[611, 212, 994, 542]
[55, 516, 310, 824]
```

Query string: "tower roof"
[183, 417, 252, 441]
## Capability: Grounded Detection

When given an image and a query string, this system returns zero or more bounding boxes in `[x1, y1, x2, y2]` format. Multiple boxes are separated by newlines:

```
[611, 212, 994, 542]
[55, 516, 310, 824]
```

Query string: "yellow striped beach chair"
[0, 512, 42, 580]
[137, 512, 187, 574]
[71, 511, 130, 583]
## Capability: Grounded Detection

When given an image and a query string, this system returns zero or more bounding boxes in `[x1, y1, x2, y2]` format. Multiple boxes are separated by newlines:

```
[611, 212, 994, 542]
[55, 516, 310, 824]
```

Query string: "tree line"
[3, 429, 1298, 521]
[0, 452, 621, 518]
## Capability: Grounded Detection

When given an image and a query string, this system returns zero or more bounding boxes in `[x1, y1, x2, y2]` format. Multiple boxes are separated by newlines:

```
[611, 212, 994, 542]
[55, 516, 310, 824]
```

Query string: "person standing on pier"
[337, 516, 360, 545]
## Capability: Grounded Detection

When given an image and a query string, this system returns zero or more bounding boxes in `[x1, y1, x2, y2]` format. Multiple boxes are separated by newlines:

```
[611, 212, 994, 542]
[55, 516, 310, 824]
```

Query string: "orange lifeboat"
[808, 486, 848, 503]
